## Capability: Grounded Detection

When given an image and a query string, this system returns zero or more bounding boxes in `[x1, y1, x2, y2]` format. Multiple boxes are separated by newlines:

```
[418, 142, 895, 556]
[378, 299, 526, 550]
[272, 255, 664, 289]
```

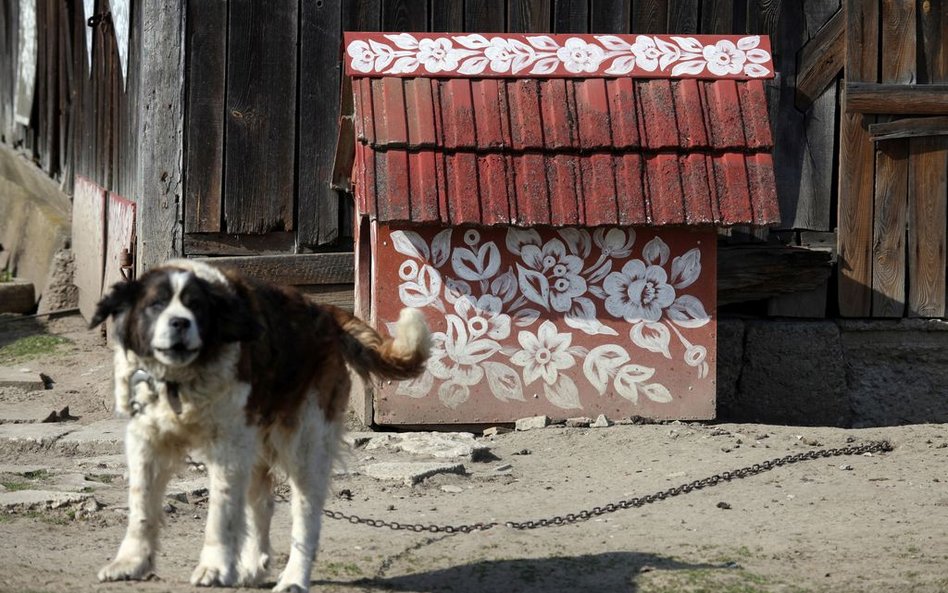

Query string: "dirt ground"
[0, 314, 946, 593]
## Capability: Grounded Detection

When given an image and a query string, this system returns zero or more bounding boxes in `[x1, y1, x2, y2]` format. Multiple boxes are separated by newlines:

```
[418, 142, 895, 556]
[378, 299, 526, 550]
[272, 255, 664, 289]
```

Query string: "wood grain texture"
[298, 0, 343, 247]
[183, 0, 225, 233]
[509, 0, 550, 31]
[466, 0, 506, 31]
[667, 0, 699, 33]
[554, 0, 589, 32]
[907, 136, 948, 317]
[880, 0, 915, 84]
[718, 245, 833, 305]
[700, 0, 733, 33]
[845, 83, 948, 114]
[200, 252, 355, 285]
[795, 7, 843, 110]
[869, 116, 948, 141]
[871, 140, 908, 317]
[383, 0, 427, 30]
[184, 232, 296, 256]
[837, 0, 878, 317]
[431, 0, 464, 31]
[224, 0, 297, 234]
[592, 0, 631, 33]
[136, 0, 185, 272]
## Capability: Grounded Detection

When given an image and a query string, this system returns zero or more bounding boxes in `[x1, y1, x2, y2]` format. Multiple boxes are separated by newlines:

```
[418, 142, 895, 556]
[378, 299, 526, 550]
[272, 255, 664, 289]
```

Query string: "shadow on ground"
[320, 551, 718, 593]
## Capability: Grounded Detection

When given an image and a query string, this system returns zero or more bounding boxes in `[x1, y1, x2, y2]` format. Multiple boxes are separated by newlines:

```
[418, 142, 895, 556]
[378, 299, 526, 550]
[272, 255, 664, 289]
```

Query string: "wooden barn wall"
[0, 0, 140, 200]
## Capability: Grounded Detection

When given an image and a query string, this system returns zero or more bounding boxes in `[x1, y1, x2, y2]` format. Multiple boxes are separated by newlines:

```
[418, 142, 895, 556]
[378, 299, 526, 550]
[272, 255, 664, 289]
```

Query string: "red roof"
[345, 33, 779, 228]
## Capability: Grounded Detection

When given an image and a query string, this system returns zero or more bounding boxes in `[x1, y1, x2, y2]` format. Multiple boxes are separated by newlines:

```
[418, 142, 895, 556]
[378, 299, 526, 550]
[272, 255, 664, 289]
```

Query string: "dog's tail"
[332, 307, 431, 380]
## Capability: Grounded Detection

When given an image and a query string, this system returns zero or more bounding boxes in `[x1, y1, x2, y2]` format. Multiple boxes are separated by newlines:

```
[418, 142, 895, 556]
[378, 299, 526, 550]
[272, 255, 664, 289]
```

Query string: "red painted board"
[73, 176, 106, 322]
[702, 79, 747, 149]
[737, 79, 773, 149]
[445, 152, 482, 223]
[745, 153, 780, 225]
[372, 77, 408, 146]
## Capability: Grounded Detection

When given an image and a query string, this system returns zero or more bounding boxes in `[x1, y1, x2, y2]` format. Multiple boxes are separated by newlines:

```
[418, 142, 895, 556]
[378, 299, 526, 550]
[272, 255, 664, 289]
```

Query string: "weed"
[0, 335, 71, 364]
[320, 561, 364, 577]
[85, 473, 114, 484]
[1, 480, 31, 491]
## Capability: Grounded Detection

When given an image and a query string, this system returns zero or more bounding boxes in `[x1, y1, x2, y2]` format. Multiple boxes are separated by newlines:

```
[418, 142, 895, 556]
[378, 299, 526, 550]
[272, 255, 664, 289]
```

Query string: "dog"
[90, 259, 430, 592]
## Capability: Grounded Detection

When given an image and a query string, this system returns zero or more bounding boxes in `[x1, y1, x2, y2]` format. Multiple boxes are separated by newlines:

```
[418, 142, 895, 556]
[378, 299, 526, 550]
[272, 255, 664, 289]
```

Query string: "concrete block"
[0, 368, 46, 392]
[715, 318, 745, 417]
[0, 490, 90, 511]
[363, 462, 465, 486]
[483, 426, 512, 437]
[590, 414, 612, 428]
[56, 419, 126, 455]
[564, 417, 592, 428]
[364, 432, 489, 461]
[735, 321, 849, 426]
[515, 416, 549, 431]
[0, 422, 75, 450]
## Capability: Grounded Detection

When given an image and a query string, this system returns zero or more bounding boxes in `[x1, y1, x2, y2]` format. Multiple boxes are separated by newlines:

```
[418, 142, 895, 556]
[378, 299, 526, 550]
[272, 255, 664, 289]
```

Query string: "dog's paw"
[236, 552, 270, 587]
[190, 562, 237, 587]
[272, 582, 307, 593]
[98, 556, 153, 581]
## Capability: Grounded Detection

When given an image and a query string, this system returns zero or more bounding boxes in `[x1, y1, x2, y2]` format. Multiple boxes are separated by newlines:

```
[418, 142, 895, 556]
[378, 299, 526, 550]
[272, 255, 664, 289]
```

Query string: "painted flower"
[510, 320, 575, 386]
[484, 37, 516, 72]
[427, 316, 500, 386]
[549, 262, 587, 313]
[520, 238, 587, 312]
[556, 38, 606, 74]
[418, 38, 462, 73]
[603, 260, 676, 323]
[347, 40, 375, 73]
[702, 40, 746, 76]
[630, 35, 662, 71]
[454, 294, 511, 341]
[593, 228, 636, 258]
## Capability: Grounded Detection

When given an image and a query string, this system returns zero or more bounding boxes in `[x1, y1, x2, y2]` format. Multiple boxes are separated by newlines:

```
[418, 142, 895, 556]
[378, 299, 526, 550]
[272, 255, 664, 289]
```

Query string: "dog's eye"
[147, 300, 166, 312]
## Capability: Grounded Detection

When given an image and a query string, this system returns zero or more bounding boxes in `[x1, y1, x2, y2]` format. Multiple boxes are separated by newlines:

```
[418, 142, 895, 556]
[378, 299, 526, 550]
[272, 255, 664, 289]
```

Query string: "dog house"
[342, 32, 778, 425]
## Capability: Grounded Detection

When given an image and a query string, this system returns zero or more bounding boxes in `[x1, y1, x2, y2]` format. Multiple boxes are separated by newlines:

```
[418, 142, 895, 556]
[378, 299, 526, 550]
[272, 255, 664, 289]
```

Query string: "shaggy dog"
[90, 259, 430, 592]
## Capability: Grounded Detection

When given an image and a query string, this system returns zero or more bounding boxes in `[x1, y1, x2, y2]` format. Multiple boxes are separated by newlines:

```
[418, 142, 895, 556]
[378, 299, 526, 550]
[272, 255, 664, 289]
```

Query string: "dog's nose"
[169, 317, 191, 331]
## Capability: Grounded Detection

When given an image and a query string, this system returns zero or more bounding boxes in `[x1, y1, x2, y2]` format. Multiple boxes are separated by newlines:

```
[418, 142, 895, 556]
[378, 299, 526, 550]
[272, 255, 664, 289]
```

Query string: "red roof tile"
[344, 33, 779, 228]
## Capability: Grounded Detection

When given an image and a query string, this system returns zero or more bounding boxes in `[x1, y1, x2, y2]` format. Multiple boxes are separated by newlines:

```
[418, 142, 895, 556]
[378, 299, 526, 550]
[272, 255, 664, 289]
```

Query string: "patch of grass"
[0, 269, 12, 283]
[1, 469, 52, 491]
[85, 473, 114, 484]
[0, 335, 71, 364]
[1, 480, 31, 491]
[639, 567, 810, 593]
[22, 469, 50, 480]
[320, 561, 364, 578]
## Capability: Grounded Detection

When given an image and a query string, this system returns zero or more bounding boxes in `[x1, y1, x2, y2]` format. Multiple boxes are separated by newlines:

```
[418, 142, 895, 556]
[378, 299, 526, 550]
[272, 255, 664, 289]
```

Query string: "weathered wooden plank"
[136, 0, 185, 272]
[871, 140, 908, 317]
[183, 232, 297, 256]
[199, 253, 355, 286]
[795, 7, 843, 110]
[592, 0, 631, 33]
[667, 0, 699, 33]
[183, 0, 225, 233]
[917, 0, 947, 84]
[224, 0, 297, 235]
[554, 0, 589, 33]
[907, 136, 948, 317]
[343, 0, 381, 30]
[72, 176, 106, 321]
[104, 192, 135, 291]
[845, 83, 948, 114]
[466, 0, 506, 31]
[837, 0, 878, 317]
[869, 116, 948, 141]
[298, 0, 342, 248]
[718, 245, 833, 305]
[700, 0, 733, 33]
[880, 0, 915, 85]
[297, 284, 355, 310]
[383, 0, 427, 30]
[431, 0, 464, 30]
[509, 0, 550, 31]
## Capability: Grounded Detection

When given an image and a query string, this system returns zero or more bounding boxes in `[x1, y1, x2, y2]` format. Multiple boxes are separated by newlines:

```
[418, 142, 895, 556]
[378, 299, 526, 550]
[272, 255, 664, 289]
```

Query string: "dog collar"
[129, 369, 182, 416]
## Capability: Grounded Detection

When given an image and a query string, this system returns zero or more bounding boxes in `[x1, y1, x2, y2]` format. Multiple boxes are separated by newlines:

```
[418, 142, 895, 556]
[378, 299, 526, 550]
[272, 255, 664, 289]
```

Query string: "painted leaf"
[588, 285, 607, 300]
[543, 374, 582, 410]
[451, 242, 500, 281]
[743, 63, 770, 78]
[604, 55, 637, 75]
[642, 236, 670, 266]
[455, 339, 502, 365]
[746, 48, 770, 64]
[454, 34, 490, 49]
[369, 40, 395, 71]
[506, 227, 542, 256]
[671, 59, 706, 77]
[631, 322, 671, 359]
[389, 56, 420, 74]
[569, 345, 590, 357]
[391, 229, 429, 260]
[557, 228, 591, 258]
[595, 35, 632, 52]
[617, 363, 655, 384]
[384, 33, 419, 50]
[531, 56, 560, 75]
[458, 56, 489, 75]
[516, 264, 550, 311]
[613, 371, 639, 403]
[655, 38, 681, 71]
[439, 381, 470, 409]
[395, 371, 433, 399]
[587, 260, 613, 285]
[671, 36, 703, 54]
[511, 53, 536, 74]
[444, 278, 472, 304]
[431, 229, 452, 267]
[642, 383, 673, 403]
[583, 344, 631, 395]
[527, 35, 560, 51]
[737, 35, 761, 50]
[483, 361, 525, 402]
[670, 248, 701, 289]
[564, 297, 619, 336]
[513, 307, 541, 327]
[667, 295, 710, 328]
[491, 267, 518, 303]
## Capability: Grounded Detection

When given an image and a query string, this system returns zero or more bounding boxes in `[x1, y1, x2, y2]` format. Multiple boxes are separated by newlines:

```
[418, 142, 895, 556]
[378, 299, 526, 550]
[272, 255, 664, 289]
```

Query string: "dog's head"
[90, 263, 260, 368]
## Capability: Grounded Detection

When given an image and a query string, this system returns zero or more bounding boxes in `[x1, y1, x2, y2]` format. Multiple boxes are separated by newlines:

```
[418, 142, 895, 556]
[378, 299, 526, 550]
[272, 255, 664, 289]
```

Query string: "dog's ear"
[205, 282, 262, 343]
[90, 280, 142, 329]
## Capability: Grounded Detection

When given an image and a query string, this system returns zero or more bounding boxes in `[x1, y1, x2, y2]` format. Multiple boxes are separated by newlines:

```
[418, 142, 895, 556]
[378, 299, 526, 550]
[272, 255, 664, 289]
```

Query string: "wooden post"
[135, 0, 185, 273]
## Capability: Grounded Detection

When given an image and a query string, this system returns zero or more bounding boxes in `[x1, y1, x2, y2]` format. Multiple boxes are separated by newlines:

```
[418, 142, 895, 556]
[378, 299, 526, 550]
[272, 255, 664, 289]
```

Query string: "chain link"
[324, 440, 892, 533]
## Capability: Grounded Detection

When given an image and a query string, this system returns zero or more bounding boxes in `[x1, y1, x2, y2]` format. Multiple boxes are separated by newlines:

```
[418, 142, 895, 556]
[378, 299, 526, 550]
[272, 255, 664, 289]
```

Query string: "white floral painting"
[375, 225, 715, 420]
[346, 33, 772, 78]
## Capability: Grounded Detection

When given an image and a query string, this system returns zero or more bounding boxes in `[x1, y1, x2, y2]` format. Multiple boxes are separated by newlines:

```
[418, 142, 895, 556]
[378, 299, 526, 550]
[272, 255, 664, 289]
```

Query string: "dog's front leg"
[190, 433, 253, 587]
[98, 421, 174, 581]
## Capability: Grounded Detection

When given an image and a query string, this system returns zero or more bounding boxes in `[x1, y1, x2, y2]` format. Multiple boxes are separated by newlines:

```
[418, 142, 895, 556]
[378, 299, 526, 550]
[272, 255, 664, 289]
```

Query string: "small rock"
[482, 426, 512, 437]
[710, 428, 730, 437]
[338, 489, 353, 501]
[440, 485, 463, 494]
[590, 414, 612, 428]
[846, 436, 856, 443]
[839, 464, 853, 471]
[565, 417, 592, 428]
[721, 447, 733, 453]
[163, 503, 176, 514]
[802, 437, 822, 447]
[716, 501, 732, 510]
[343, 432, 376, 448]
[512, 449, 531, 456]
[515, 416, 549, 431]
[493, 464, 513, 473]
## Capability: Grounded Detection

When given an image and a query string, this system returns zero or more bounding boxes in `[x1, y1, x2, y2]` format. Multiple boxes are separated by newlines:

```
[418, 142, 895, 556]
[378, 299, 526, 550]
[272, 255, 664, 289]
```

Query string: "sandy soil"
[0, 314, 946, 593]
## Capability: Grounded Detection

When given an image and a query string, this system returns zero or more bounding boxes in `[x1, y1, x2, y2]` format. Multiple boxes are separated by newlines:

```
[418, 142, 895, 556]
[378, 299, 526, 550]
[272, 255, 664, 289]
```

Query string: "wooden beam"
[183, 232, 296, 256]
[869, 116, 948, 141]
[845, 83, 948, 114]
[136, 0, 186, 273]
[199, 252, 354, 285]
[795, 8, 844, 111]
[718, 245, 833, 306]
[907, 136, 948, 317]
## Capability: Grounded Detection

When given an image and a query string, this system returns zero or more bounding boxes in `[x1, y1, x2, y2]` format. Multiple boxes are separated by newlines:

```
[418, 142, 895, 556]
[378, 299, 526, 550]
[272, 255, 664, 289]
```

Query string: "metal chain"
[324, 440, 892, 533]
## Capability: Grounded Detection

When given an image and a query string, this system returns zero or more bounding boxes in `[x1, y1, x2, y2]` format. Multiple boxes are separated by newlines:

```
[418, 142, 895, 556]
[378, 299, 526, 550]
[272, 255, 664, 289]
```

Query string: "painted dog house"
[343, 32, 778, 426]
